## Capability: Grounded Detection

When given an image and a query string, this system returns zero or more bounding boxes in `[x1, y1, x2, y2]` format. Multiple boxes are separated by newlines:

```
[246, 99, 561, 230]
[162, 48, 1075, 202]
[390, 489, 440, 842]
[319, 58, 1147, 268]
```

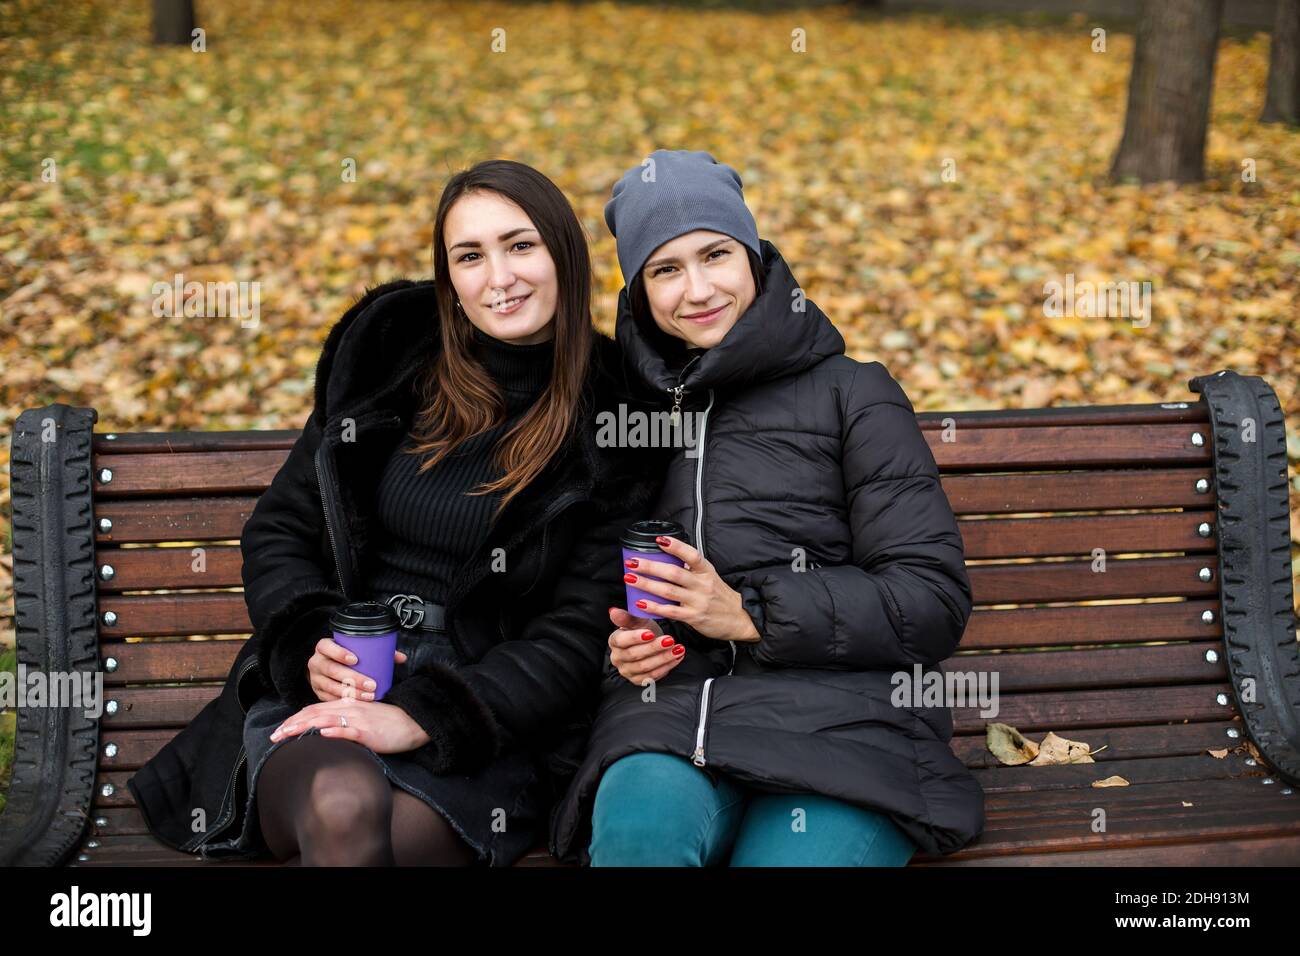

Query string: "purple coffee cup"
[621, 520, 690, 619]
[330, 601, 399, 701]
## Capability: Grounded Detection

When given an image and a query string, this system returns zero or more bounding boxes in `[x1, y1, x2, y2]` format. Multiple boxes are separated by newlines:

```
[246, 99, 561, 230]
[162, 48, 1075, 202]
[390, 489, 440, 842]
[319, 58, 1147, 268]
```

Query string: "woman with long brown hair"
[129, 160, 666, 866]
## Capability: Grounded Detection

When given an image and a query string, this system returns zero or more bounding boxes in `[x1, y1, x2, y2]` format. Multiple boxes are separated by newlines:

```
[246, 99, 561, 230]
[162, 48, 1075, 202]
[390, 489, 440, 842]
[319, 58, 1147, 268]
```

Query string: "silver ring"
[339, 714, 349, 728]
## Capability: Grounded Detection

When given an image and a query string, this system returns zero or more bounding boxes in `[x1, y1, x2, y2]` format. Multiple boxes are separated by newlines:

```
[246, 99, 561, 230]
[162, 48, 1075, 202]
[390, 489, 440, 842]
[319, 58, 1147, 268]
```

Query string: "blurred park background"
[1, 0, 1298, 806]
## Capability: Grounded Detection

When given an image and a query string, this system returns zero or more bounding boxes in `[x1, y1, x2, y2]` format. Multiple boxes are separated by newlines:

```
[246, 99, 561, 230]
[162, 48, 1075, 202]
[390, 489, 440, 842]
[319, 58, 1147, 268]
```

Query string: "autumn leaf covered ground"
[1, 0, 1298, 699]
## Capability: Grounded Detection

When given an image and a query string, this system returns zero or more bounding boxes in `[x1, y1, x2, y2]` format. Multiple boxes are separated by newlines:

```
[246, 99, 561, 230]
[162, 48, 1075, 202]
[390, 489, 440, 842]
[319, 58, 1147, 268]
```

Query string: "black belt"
[379, 593, 449, 633]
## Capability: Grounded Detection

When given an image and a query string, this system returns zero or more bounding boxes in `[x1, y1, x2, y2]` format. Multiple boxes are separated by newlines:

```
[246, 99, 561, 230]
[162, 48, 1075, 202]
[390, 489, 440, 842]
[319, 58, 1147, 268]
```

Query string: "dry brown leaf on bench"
[1091, 775, 1129, 787]
[986, 723, 1039, 765]
[1029, 731, 1105, 766]
[1182, 801, 1194, 807]
[1208, 748, 1229, 758]
[987, 724, 1106, 766]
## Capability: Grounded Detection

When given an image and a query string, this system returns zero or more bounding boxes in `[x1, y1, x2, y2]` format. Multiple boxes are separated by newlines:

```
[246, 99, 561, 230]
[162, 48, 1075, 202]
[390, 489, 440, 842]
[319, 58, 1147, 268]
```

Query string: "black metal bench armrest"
[1189, 370, 1300, 786]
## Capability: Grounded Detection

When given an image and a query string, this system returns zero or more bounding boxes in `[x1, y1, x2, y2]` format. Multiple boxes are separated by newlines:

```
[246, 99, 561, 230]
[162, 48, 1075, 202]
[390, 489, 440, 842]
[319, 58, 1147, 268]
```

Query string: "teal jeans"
[589, 752, 916, 867]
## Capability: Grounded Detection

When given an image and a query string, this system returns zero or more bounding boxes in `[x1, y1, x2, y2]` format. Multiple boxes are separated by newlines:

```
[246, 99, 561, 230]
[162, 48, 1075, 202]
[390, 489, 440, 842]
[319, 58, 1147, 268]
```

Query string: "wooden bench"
[3, 368, 1299, 867]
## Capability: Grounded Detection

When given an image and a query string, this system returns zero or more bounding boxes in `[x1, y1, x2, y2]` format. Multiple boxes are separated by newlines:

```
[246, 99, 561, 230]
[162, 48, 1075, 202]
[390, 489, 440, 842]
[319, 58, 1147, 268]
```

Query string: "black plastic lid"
[330, 601, 398, 636]
[621, 519, 689, 552]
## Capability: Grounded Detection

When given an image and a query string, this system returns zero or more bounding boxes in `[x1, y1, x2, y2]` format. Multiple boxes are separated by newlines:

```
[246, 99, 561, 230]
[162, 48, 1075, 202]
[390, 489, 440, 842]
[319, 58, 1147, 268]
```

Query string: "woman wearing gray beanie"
[549, 149, 985, 866]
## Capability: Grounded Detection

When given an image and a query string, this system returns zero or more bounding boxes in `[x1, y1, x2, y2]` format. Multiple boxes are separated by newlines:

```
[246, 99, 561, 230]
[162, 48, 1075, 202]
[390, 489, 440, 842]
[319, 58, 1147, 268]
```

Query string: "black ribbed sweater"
[365, 327, 554, 604]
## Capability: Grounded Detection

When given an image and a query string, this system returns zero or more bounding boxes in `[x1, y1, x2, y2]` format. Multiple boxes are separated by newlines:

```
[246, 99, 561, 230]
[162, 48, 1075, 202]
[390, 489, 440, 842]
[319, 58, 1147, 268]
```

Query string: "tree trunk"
[1111, 0, 1225, 185]
[1262, 0, 1300, 124]
[152, 0, 195, 45]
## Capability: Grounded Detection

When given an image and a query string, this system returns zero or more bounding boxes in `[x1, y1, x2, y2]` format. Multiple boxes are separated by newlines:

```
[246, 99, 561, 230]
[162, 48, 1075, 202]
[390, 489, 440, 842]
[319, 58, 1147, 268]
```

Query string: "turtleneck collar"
[470, 325, 554, 401]
[614, 239, 845, 403]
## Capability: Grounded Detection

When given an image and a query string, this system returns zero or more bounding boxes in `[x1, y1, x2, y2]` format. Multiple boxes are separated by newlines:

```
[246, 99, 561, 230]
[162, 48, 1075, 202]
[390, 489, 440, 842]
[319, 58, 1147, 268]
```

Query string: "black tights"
[256, 733, 479, 866]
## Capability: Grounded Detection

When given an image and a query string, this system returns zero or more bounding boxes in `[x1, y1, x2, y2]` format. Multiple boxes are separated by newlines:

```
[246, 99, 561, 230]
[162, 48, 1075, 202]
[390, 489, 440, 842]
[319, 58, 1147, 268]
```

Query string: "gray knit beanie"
[604, 149, 761, 289]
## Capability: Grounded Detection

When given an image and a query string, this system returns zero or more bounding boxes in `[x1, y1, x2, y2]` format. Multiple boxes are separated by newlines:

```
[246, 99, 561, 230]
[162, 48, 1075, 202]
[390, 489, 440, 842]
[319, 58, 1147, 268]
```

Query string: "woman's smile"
[490, 291, 532, 314]
[680, 303, 727, 324]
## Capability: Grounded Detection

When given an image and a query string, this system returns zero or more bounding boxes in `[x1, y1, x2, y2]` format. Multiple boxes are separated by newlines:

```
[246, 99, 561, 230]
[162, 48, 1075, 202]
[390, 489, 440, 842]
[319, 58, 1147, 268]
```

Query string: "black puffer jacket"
[549, 240, 985, 862]
[128, 279, 668, 858]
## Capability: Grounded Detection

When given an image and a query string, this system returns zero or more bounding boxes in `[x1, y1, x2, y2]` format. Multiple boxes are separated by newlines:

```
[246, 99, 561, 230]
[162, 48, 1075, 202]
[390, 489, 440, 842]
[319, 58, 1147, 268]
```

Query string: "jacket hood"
[614, 238, 845, 400]
[311, 278, 439, 424]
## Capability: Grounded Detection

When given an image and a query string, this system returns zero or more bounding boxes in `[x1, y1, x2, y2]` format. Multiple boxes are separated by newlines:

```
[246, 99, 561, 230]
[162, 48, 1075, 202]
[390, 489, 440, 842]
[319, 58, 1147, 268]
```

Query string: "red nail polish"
[641, 631, 654, 641]
[623, 573, 637, 584]
[636, 600, 647, 609]
[661, 637, 674, 647]
[656, 536, 671, 546]
[672, 645, 685, 655]
[624, 558, 638, 568]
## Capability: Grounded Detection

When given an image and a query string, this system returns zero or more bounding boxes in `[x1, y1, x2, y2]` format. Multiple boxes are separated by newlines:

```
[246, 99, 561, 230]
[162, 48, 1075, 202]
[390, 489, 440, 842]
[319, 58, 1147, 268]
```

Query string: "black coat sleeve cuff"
[255, 588, 347, 711]
[383, 663, 504, 775]
[738, 585, 766, 640]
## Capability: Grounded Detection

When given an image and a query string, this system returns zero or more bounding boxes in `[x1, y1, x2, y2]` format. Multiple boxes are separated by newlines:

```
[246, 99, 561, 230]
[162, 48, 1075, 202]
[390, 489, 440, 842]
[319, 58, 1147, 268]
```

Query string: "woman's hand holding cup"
[607, 606, 685, 686]
[308, 637, 408, 702]
[624, 535, 760, 643]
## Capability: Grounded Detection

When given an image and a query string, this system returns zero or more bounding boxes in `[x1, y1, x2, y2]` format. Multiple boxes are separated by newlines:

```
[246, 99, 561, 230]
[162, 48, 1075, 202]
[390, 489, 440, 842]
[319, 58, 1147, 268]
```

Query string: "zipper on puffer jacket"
[689, 388, 736, 676]
[691, 676, 716, 767]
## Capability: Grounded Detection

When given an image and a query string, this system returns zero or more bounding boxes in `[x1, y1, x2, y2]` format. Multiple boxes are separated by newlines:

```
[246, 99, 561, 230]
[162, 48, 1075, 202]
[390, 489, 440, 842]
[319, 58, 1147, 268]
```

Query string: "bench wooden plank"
[950, 642, 1225, 691]
[98, 594, 252, 637]
[93, 681, 1241, 740]
[98, 636, 1225, 692]
[101, 686, 221, 729]
[92, 450, 292, 497]
[942, 468, 1214, 513]
[91, 471, 1222, 534]
[87, 424, 1213, 503]
[95, 719, 1244, 778]
[957, 511, 1217, 559]
[101, 639, 243, 685]
[950, 683, 1236, 733]
[978, 773, 1285, 817]
[932, 799, 1300, 859]
[91, 596, 1223, 647]
[970, 753, 1258, 793]
[968, 556, 1218, 603]
[94, 545, 244, 591]
[960, 600, 1220, 649]
[950, 721, 1239, 767]
[93, 431, 299, 454]
[95, 497, 260, 544]
[915, 403, 1208, 430]
[926, 424, 1212, 470]
[92, 548, 1222, 602]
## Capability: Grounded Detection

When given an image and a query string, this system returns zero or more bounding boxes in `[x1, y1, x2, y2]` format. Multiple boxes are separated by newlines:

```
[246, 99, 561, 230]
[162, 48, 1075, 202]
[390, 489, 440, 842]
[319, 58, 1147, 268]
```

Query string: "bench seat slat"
[96, 720, 1245, 777]
[92, 549, 1222, 602]
[942, 468, 1214, 513]
[95, 497, 260, 544]
[926, 423, 1212, 470]
[969, 556, 1218, 603]
[950, 721, 1238, 767]
[97, 637, 1224, 691]
[970, 752, 1256, 793]
[91, 596, 1223, 647]
[95, 682, 1241, 735]
[951, 683, 1235, 733]
[92, 450, 293, 497]
[101, 639, 244, 684]
[917, 780, 1300, 861]
[98, 594, 252, 637]
[961, 600, 1220, 649]
[958, 510, 1217, 559]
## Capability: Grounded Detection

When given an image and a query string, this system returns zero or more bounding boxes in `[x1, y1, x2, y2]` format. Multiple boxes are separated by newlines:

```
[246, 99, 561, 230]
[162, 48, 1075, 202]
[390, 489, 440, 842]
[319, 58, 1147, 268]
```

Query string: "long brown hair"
[406, 160, 593, 517]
